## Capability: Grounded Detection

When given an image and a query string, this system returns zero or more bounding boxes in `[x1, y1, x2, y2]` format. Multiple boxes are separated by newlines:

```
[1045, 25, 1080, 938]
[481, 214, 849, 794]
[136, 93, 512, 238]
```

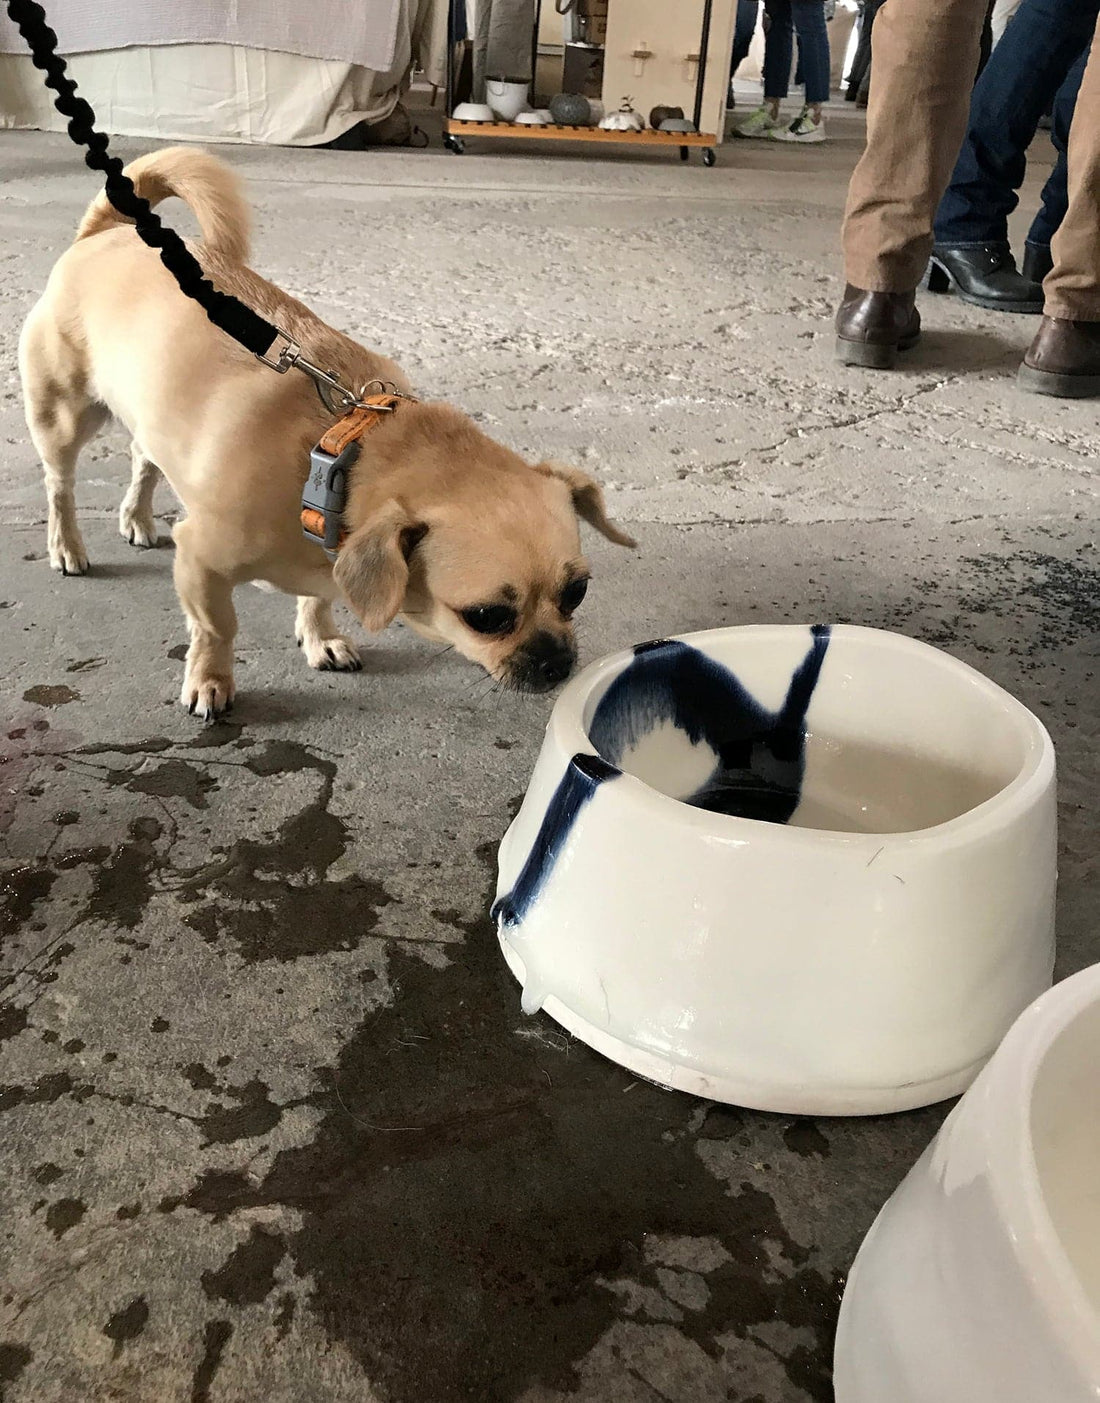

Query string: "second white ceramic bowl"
[494, 625, 1057, 1114]
[835, 963, 1100, 1401]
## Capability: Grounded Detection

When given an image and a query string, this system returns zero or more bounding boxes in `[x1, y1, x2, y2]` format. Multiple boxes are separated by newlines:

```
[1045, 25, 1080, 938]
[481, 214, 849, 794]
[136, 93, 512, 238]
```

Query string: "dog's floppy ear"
[333, 500, 426, 632]
[538, 461, 636, 548]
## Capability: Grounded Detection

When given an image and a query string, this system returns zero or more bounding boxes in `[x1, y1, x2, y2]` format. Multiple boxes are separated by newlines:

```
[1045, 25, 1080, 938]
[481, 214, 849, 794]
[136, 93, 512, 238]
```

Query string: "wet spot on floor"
[783, 1120, 831, 1158]
[247, 920, 843, 1403]
[1, 866, 57, 942]
[0, 1006, 28, 1044]
[102, 1297, 149, 1357]
[0, 1072, 89, 1115]
[201, 1227, 286, 1307]
[64, 816, 162, 930]
[179, 740, 392, 963]
[45, 1198, 85, 1238]
[116, 758, 219, 810]
[273, 1293, 296, 1340]
[0, 1343, 32, 1391]
[22, 685, 80, 707]
[161, 836, 843, 1403]
[182, 1063, 219, 1092]
[190, 1320, 232, 1403]
[198, 1080, 284, 1147]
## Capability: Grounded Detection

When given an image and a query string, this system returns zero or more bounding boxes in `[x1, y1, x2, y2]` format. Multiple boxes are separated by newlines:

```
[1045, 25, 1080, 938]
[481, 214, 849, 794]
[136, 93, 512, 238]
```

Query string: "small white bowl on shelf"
[493, 624, 1057, 1116]
[451, 102, 494, 122]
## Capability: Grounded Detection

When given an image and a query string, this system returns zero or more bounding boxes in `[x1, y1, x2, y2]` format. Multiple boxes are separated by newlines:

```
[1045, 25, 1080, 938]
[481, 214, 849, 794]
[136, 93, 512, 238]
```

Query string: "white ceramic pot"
[485, 78, 530, 122]
[834, 963, 1100, 1401]
[494, 625, 1056, 1115]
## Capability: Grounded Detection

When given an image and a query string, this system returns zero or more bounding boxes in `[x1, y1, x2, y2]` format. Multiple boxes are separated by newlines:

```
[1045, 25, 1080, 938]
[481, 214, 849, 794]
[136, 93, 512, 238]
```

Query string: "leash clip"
[256, 328, 301, 374]
[257, 327, 368, 415]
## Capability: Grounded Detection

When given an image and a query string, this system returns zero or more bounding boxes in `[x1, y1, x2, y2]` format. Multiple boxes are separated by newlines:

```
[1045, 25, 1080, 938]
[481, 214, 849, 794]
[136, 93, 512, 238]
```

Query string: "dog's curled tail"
[74, 147, 251, 264]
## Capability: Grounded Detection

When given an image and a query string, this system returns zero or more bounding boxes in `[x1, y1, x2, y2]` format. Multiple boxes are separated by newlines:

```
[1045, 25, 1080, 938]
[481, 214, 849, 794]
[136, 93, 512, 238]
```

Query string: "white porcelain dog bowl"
[493, 625, 1056, 1114]
[834, 963, 1100, 1402]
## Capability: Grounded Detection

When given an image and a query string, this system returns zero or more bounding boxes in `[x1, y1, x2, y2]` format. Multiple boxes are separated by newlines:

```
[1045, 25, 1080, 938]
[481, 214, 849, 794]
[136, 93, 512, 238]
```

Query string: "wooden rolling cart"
[443, 0, 722, 167]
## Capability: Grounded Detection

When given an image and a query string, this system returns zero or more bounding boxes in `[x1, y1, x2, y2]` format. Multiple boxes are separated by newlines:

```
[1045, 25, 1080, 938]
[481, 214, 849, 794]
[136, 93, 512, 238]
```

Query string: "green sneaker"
[772, 106, 826, 143]
[734, 104, 781, 139]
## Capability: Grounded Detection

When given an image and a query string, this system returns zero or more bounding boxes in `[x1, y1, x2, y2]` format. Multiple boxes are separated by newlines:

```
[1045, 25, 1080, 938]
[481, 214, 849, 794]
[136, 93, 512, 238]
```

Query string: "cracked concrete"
[0, 109, 1097, 1403]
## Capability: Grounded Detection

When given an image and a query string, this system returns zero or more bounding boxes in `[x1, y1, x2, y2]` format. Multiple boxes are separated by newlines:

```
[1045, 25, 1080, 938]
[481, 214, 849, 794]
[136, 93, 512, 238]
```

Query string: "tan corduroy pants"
[842, 0, 1100, 320]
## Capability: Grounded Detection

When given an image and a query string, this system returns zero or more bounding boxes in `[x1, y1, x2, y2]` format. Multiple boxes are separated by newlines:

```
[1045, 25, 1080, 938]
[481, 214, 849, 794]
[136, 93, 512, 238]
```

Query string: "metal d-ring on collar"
[258, 328, 411, 415]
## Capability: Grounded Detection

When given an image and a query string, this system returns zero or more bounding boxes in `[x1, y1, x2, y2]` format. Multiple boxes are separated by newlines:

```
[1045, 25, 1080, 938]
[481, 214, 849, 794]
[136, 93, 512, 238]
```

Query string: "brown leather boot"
[835, 285, 921, 369]
[1018, 316, 1100, 398]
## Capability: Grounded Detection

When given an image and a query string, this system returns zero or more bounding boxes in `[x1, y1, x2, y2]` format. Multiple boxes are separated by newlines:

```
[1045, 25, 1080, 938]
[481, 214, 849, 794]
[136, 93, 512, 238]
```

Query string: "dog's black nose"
[514, 633, 576, 693]
[537, 653, 573, 687]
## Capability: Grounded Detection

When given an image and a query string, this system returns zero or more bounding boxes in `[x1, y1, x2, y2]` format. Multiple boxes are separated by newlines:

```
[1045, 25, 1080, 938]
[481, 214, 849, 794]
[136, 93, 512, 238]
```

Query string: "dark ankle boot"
[1022, 244, 1054, 284]
[1018, 316, 1100, 398]
[835, 285, 921, 369]
[926, 243, 1042, 313]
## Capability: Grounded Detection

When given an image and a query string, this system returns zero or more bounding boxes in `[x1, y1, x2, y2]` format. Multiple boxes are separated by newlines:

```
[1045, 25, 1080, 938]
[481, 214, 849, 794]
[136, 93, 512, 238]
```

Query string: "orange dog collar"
[301, 391, 411, 558]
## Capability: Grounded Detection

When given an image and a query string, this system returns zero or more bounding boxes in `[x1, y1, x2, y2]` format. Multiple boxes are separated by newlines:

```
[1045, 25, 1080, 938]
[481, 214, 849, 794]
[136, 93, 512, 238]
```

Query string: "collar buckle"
[301, 441, 358, 560]
[300, 392, 418, 559]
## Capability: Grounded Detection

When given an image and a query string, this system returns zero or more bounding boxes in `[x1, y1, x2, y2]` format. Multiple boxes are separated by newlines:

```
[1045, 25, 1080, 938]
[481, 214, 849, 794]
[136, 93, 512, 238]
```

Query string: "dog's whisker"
[415, 643, 455, 672]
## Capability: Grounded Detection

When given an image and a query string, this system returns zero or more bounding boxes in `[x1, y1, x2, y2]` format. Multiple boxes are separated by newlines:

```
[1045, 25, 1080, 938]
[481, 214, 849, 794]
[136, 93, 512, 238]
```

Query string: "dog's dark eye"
[460, 604, 518, 636]
[559, 577, 589, 617]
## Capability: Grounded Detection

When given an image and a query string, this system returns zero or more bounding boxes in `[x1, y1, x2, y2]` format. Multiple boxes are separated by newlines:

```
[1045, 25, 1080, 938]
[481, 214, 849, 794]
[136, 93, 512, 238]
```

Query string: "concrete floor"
[0, 112, 1097, 1403]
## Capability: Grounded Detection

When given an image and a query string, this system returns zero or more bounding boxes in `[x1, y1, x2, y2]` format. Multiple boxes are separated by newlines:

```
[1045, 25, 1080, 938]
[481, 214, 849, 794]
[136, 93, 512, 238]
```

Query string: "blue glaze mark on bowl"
[493, 752, 620, 929]
[590, 624, 831, 824]
[494, 626, 831, 930]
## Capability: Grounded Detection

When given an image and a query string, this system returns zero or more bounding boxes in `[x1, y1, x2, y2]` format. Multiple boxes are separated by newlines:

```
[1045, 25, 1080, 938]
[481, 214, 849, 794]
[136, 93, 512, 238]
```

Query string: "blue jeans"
[763, 0, 830, 106]
[731, 0, 759, 74]
[1029, 47, 1088, 249]
[934, 0, 1098, 251]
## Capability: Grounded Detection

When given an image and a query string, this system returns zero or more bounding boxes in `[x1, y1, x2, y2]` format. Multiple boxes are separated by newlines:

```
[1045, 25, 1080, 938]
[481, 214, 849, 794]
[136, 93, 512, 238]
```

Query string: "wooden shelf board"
[445, 120, 716, 146]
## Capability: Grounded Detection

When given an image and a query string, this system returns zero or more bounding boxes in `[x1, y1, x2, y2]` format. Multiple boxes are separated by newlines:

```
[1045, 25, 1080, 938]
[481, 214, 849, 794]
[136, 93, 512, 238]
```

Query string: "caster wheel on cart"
[444, 134, 466, 154]
[702, 147, 716, 167]
[680, 145, 689, 162]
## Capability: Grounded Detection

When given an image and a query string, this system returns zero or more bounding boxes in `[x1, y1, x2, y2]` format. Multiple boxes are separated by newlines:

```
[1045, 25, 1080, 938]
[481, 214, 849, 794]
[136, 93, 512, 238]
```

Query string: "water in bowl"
[617, 723, 1009, 835]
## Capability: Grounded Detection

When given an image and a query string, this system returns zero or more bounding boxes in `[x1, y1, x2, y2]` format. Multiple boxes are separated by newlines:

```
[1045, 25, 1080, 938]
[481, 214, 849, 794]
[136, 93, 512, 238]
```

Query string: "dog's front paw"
[180, 672, 235, 721]
[298, 634, 363, 673]
[48, 531, 89, 576]
[120, 503, 158, 549]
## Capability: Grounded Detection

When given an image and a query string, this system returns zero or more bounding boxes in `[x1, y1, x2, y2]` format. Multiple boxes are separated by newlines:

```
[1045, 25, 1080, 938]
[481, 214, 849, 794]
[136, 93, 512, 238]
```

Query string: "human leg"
[933, 0, 1099, 250]
[731, 0, 760, 75]
[1024, 44, 1088, 277]
[842, 0, 988, 296]
[762, 0, 794, 104]
[1020, 21, 1100, 396]
[772, 0, 830, 140]
[734, 0, 791, 135]
[836, 0, 991, 367]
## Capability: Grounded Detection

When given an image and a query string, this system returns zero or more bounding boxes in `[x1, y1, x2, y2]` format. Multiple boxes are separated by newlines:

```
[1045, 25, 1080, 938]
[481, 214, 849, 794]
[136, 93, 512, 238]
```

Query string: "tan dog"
[19, 148, 634, 718]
